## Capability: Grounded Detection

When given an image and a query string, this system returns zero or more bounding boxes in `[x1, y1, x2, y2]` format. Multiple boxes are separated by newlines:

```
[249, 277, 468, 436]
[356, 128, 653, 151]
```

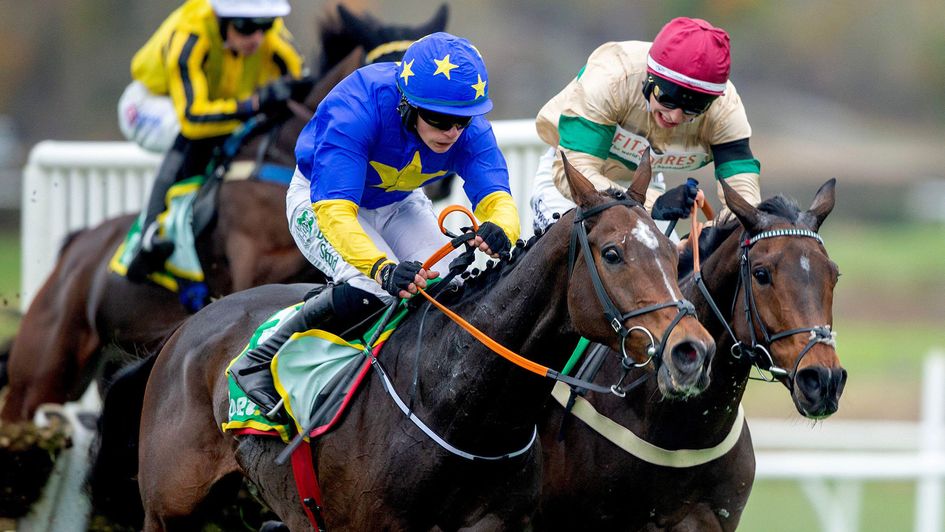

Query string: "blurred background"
[0, 0, 943, 530]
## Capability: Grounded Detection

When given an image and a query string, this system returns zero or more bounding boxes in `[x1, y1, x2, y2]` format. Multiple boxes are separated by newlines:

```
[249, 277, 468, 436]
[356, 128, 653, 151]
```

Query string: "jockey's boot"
[125, 221, 176, 283]
[126, 139, 187, 284]
[229, 284, 384, 419]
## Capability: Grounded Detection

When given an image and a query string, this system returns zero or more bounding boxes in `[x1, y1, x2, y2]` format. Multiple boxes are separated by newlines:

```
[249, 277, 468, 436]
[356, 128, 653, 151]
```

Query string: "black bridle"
[568, 199, 697, 395]
[693, 227, 836, 391]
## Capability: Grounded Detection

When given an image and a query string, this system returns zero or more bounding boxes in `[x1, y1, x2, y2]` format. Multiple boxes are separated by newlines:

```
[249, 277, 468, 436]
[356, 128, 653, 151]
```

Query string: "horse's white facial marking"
[800, 255, 811, 274]
[631, 221, 659, 250]
[630, 220, 678, 301]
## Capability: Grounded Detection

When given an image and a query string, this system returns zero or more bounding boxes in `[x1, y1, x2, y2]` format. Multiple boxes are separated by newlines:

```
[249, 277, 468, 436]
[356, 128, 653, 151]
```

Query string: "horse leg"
[138, 357, 240, 531]
[234, 436, 313, 531]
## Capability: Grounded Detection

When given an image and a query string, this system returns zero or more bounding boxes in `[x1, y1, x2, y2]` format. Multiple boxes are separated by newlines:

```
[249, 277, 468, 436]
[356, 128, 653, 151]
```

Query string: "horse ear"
[561, 151, 599, 208]
[336, 4, 374, 40]
[720, 178, 764, 233]
[801, 178, 836, 231]
[626, 147, 651, 205]
[420, 4, 449, 34]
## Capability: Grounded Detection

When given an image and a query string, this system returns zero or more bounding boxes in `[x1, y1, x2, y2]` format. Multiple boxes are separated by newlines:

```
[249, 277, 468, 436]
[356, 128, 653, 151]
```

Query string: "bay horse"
[537, 178, 846, 531]
[0, 6, 449, 518]
[132, 156, 714, 530]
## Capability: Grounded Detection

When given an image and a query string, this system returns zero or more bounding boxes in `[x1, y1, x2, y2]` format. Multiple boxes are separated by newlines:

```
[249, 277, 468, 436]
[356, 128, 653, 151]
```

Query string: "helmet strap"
[397, 94, 418, 135]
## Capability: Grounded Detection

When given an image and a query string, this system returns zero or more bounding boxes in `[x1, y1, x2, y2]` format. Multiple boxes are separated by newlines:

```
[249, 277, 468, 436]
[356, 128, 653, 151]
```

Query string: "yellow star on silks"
[400, 58, 415, 85]
[470, 74, 487, 99]
[370, 151, 447, 192]
[432, 54, 459, 80]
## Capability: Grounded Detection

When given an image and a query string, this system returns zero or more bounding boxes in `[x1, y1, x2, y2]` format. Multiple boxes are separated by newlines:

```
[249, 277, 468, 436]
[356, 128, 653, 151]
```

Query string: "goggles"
[651, 77, 716, 117]
[229, 17, 275, 35]
[417, 108, 473, 131]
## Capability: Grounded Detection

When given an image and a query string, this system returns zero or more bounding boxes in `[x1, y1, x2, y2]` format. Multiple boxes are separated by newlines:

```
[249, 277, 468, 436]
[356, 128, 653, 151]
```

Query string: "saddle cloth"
[222, 301, 410, 442]
[109, 175, 206, 292]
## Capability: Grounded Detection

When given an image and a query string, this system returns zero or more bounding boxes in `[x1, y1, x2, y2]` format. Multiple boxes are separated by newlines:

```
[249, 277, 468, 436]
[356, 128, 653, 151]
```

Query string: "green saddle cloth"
[109, 175, 205, 292]
[222, 299, 413, 442]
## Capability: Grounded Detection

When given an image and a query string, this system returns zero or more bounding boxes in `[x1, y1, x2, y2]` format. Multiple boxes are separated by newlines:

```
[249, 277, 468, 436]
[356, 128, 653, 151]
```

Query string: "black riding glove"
[476, 221, 511, 258]
[256, 78, 293, 114]
[651, 178, 699, 221]
[379, 261, 423, 298]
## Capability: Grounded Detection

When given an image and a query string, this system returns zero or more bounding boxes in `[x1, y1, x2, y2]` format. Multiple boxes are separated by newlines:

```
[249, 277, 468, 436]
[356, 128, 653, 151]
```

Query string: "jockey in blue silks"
[230, 32, 521, 417]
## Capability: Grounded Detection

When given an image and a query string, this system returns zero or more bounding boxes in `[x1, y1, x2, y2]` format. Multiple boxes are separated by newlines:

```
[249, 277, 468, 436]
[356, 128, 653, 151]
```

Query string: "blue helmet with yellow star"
[396, 32, 492, 116]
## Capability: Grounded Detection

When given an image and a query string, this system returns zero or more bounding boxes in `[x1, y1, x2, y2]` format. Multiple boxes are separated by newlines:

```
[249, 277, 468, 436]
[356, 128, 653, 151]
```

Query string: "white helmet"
[210, 0, 290, 18]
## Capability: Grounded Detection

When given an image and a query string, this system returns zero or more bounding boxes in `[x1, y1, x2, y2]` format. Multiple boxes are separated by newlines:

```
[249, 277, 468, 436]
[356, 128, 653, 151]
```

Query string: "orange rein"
[689, 190, 714, 274]
[417, 205, 553, 378]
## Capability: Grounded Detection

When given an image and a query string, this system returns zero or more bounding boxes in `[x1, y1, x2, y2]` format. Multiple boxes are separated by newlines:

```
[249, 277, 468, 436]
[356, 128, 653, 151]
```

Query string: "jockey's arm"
[312, 199, 393, 279]
[710, 137, 761, 221]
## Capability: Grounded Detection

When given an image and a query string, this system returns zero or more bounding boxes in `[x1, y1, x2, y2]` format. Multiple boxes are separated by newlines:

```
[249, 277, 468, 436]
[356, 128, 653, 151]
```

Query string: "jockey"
[230, 32, 521, 417]
[119, 0, 309, 282]
[530, 17, 761, 233]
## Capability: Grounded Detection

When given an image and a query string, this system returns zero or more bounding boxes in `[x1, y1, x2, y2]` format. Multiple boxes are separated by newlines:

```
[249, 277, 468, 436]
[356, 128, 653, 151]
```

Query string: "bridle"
[693, 227, 836, 391]
[568, 199, 697, 394]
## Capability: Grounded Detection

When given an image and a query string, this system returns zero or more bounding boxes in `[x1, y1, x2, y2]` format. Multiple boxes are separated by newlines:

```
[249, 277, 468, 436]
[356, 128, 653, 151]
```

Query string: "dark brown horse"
[131, 156, 714, 530]
[0, 6, 450, 518]
[537, 179, 845, 531]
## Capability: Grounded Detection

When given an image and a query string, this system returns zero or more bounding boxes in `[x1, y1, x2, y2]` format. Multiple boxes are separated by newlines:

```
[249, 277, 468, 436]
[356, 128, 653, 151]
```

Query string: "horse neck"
[395, 224, 578, 455]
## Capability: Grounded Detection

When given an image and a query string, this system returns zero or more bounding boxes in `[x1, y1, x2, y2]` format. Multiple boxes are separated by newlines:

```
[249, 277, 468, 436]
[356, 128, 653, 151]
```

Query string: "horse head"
[721, 178, 846, 417]
[559, 151, 715, 398]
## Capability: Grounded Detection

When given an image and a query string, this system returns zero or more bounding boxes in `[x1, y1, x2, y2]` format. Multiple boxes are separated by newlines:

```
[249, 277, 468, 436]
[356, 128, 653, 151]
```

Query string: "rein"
[692, 225, 836, 390]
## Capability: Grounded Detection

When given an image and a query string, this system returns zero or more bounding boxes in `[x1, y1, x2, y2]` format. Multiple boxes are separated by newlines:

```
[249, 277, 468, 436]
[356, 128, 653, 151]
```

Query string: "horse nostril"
[831, 367, 848, 397]
[670, 341, 701, 368]
[795, 367, 824, 396]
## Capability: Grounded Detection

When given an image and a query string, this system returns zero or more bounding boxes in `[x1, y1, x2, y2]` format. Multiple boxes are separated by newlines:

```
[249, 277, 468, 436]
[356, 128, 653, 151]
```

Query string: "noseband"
[568, 199, 696, 386]
[695, 227, 836, 391]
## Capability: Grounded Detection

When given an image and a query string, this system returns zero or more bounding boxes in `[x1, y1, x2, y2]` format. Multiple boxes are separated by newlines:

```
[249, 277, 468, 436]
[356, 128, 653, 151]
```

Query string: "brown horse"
[130, 156, 714, 530]
[537, 179, 845, 531]
[0, 6, 451, 518]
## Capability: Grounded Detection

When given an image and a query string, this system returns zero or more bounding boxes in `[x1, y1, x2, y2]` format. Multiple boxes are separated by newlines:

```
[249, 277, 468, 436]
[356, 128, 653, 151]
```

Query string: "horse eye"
[602, 246, 622, 264]
[753, 268, 771, 285]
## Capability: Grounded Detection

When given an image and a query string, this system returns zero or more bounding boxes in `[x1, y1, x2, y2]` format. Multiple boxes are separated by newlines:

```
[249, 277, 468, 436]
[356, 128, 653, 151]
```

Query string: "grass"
[0, 231, 19, 341]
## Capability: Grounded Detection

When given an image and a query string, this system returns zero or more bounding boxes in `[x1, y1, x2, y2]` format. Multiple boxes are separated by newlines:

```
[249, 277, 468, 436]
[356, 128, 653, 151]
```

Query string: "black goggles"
[651, 77, 717, 117]
[229, 17, 275, 35]
[417, 108, 473, 131]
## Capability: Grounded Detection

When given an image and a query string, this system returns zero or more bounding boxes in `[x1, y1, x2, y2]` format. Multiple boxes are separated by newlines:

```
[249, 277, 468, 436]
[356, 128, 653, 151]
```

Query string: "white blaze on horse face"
[800, 255, 811, 276]
[631, 220, 679, 301]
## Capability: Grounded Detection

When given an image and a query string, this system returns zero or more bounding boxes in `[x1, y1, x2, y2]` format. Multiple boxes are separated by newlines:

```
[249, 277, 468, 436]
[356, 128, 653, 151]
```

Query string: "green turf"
[0, 231, 19, 341]
[740, 480, 916, 531]
[820, 221, 945, 283]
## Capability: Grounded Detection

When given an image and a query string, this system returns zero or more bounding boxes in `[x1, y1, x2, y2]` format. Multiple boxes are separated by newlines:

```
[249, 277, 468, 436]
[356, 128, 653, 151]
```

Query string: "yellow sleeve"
[166, 32, 246, 139]
[473, 191, 521, 245]
[312, 199, 392, 279]
[269, 23, 304, 78]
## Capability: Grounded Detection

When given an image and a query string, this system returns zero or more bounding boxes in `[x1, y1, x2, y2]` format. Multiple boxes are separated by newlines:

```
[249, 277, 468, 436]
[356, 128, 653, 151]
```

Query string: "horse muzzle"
[793, 365, 847, 418]
[657, 336, 715, 399]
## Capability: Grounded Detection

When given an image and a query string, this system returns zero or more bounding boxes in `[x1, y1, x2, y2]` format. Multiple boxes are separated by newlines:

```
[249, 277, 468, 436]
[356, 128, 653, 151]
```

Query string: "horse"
[126, 155, 714, 530]
[0, 5, 449, 518]
[536, 178, 846, 531]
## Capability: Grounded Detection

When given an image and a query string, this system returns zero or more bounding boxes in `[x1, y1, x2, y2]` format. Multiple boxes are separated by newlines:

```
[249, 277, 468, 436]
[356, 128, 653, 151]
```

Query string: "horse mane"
[677, 193, 804, 278]
[437, 188, 634, 305]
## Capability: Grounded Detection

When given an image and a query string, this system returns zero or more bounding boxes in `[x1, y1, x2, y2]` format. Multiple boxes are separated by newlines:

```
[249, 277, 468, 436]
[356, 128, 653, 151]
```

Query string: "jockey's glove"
[476, 221, 511, 258]
[256, 78, 294, 113]
[652, 178, 699, 221]
[379, 261, 424, 298]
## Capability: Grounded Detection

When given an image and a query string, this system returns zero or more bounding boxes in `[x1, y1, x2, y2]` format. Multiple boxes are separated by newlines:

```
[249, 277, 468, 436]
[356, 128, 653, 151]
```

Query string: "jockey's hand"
[378, 261, 438, 299]
[652, 178, 699, 221]
[472, 221, 511, 259]
[255, 78, 293, 114]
